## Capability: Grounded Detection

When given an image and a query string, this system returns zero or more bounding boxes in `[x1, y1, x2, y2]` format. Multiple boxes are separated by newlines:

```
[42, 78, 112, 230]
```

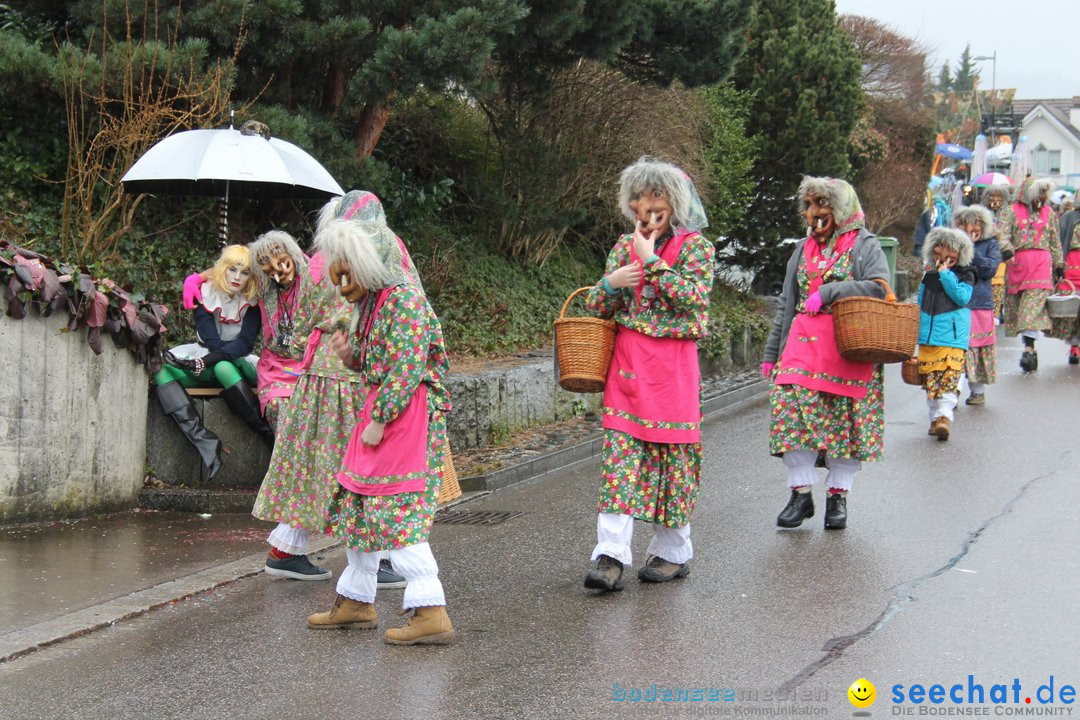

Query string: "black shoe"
[155, 380, 222, 480]
[1020, 350, 1038, 372]
[584, 554, 624, 591]
[221, 381, 275, 447]
[265, 554, 332, 581]
[377, 559, 407, 589]
[824, 493, 847, 529]
[776, 490, 814, 528]
[637, 555, 690, 583]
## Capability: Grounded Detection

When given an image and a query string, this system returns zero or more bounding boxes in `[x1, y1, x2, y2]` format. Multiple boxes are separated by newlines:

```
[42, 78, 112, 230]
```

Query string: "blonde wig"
[952, 205, 995, 240]
[922, 227, 974, 267]
[249, 230, 309, 293]
[617, 156, 708, 232]
[206, 244, 258, 300]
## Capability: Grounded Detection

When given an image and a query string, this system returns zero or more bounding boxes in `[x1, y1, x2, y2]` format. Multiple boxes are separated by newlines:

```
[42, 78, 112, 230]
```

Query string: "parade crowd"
[152, 151, 1080, 643]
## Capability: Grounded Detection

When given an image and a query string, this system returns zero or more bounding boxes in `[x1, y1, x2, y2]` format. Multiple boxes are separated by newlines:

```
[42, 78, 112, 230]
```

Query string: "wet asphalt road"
[2, 334, 1080, 719]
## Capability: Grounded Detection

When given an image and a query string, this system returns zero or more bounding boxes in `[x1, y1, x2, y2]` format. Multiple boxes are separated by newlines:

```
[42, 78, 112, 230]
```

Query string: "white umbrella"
[971, 134, 988, 178]
[121, 122, 344, 241]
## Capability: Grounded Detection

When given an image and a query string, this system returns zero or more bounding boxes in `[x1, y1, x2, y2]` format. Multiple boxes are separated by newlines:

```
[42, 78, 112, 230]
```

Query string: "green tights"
[153, 357, 257, 389]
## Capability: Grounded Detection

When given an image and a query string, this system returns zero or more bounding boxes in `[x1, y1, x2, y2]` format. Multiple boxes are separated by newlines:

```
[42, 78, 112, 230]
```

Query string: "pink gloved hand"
[182, 273, 203, 310]
[803, 291, 823, 315]
[761, 362, 775, 378]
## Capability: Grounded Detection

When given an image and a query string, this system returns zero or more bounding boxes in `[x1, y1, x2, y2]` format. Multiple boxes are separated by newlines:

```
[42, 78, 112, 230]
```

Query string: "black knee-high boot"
[221, 381, 275, 447]
[155, 381, 223, 479]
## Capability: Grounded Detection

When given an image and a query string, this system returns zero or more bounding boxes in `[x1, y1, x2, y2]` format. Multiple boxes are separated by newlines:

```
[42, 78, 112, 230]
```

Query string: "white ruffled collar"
[200, 282, 253, 324]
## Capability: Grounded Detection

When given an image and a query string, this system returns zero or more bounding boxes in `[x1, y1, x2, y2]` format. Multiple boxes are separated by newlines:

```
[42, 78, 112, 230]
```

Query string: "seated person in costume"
[154, 244, 270, 480]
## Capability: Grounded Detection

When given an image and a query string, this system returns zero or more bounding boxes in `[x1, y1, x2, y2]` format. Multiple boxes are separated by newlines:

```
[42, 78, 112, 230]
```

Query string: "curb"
[459, 378, 769, 493]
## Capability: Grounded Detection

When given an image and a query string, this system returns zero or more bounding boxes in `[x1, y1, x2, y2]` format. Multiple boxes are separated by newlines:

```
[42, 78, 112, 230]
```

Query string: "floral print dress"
[324, 283, 451, 552]
[1002, 202, 1061, 336]
[251, 273, 362, 535]
[584, 231, 715, 529]
[768, 251, 885, 462]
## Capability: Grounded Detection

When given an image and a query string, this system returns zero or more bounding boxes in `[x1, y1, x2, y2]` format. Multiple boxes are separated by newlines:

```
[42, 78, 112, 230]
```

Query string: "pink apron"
[968, 309, 996, 348]
[336, 287, 430, 496]
[1007, 204, 1053, 294]
[773, 232, 874, 400]
[602, 328, 701, 444]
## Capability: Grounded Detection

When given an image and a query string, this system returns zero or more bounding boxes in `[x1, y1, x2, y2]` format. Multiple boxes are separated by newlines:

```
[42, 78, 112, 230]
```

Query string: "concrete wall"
[445, 326, 766, 451]
[0, 311, 149, 523]
[145, 397, 271, 487]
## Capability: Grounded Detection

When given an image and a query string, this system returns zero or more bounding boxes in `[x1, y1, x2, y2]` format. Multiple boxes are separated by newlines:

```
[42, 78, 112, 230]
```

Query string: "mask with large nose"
[328, 260, 367, 303]
[802, 193, 836, 241]
[257, 245, 296, 288]
[629, 188, 674, 239]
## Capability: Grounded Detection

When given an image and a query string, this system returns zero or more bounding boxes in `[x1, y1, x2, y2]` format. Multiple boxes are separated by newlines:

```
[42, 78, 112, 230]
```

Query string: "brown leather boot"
[934, 417, 951, 442]
[307, 594, 377, 629]
[382, 605, 455, 645]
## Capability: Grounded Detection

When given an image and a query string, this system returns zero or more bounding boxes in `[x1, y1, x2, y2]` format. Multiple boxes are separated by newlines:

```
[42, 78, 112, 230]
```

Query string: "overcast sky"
[833, 0, 1079, 99]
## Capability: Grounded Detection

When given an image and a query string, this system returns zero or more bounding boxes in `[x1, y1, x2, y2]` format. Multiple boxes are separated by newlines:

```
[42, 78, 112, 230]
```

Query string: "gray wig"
[618, 156, 708, 232]
[1020, 177, 1054, 205]
[922, 227, 974, 267]
[796, 176, 861, 226]
[248, 230, 309, 293]
[312, 196, 394, 291]
[980, 183, 1012, 206]
[952, 204, 995, 240]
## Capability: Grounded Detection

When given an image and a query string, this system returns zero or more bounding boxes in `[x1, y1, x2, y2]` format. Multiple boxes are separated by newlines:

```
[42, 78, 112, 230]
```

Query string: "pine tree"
[953, 44, 975, 93]
[937, 63, 954, 93]
[729, 0, 863, 272]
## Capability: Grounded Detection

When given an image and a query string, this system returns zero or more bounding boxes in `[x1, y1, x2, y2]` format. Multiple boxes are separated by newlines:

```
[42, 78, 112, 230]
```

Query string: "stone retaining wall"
[0, 312, 149, 523]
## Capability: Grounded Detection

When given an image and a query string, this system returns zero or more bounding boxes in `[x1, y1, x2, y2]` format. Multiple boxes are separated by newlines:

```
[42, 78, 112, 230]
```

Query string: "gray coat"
[763, 228, 890, 363]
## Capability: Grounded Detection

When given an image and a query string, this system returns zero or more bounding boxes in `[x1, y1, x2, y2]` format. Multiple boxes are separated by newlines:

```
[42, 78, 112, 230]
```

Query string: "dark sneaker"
[776, 489, 814, 528]
[377, 559, 407, 589]
[584, 554, 625, 591]
[265, 554, 332, 581]
[1020, 350, 1038, 373]
[637, 555, 690, 583]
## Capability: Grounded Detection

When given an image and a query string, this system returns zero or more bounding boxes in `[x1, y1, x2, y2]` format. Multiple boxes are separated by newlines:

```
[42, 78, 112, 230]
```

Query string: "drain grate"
[434, 509, 526, 526]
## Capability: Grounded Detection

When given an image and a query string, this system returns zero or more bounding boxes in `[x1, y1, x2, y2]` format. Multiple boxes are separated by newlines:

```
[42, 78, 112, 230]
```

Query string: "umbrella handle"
[218, 180, 229, 247]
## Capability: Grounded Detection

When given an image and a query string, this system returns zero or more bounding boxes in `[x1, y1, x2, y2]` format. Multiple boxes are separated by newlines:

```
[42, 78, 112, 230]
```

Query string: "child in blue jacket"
[918, 228, 976, 441]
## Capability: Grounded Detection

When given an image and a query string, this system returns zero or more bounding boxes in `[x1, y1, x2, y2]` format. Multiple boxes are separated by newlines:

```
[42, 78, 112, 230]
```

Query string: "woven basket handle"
[560, 286, 595, 319]
[1056, 278, 1077, 296]
[871, 277, 896, 303]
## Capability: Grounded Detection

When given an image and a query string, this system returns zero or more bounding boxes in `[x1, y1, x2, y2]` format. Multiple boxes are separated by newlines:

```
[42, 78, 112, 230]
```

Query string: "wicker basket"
[832, 278, 919, 364]
[900, 357, 922, 386]
[554, 286, 616, 393]
[1046, 279, 1080, 319]
[437, 445, 462, 504]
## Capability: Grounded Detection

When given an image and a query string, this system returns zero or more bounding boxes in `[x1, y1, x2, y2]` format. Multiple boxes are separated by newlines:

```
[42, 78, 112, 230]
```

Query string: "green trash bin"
[877, 236, 898, 289]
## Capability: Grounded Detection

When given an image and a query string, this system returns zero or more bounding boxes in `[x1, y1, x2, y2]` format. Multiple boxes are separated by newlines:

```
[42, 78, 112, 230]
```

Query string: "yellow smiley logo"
[848, 678, 876, 709]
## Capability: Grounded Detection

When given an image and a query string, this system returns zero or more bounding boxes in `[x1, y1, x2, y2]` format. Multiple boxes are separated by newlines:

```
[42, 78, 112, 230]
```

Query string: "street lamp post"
[973, 52, 997, 140]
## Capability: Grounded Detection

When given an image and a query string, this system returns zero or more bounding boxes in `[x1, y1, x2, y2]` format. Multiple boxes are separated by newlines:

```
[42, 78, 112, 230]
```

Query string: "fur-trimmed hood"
[922, 227, 974, 267]
[952, 204, 995, 241]
[981, 183, 1012, 207]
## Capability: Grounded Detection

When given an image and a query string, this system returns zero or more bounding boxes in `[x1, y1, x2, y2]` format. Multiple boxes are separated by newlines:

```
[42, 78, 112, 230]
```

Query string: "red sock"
[269, 547, 294, 560]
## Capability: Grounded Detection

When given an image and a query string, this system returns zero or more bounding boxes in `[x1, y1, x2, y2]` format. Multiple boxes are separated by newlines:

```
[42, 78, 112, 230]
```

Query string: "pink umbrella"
[971, 172, 1013, 187]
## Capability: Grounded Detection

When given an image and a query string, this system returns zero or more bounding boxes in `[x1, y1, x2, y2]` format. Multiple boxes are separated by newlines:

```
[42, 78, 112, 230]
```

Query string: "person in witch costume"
[305, 191, 455, 645]
[154, 244, 268, 479]
[762, 177, 889, 530]
[1001, 177, 1061, 372]
[981, 184, 1014, 322]
[581, 156, 715, 592]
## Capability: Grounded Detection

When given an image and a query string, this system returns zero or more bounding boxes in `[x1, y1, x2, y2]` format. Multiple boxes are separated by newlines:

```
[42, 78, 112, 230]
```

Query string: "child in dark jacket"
[918, 228, 976, 441]
[954, 206, 1002, 406]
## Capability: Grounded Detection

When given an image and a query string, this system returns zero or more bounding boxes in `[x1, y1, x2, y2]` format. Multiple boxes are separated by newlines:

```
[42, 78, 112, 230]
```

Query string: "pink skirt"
[968, 309, 996, 348]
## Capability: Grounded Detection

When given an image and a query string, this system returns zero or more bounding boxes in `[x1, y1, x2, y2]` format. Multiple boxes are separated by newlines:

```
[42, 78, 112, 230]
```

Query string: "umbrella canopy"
[935, 143, 973, 160]
[971, 172, 1014, 187]
[121, 127, 344, 201]
[1051, 189, 1071, 206]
